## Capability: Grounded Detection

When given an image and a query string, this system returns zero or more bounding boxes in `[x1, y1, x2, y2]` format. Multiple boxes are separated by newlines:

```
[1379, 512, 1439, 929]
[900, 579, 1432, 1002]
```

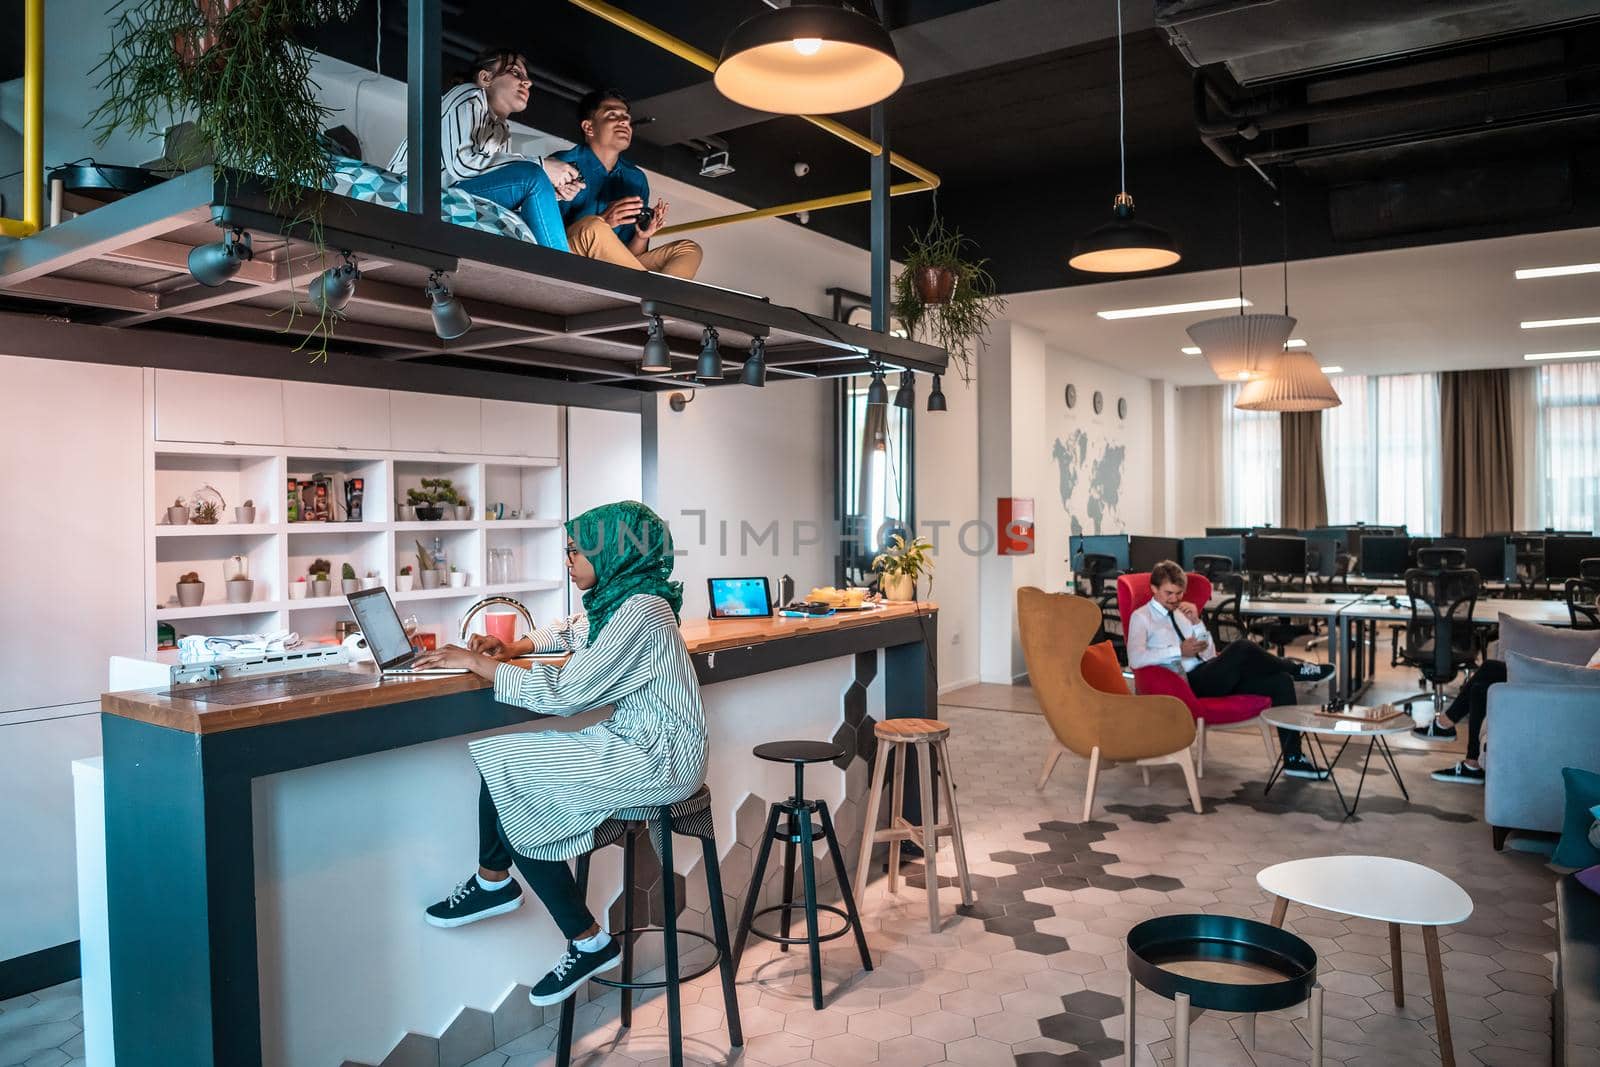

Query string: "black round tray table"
[1124, 913, 1324, 1066]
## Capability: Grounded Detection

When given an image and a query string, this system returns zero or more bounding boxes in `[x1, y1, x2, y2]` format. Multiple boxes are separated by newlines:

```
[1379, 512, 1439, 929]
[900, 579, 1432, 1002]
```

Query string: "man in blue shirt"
[552, 90, 703, 279]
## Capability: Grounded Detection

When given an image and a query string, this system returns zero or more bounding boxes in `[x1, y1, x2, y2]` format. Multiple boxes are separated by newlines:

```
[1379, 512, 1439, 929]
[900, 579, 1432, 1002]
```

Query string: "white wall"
[973, 322, 1165, 683]
[1173, 385, 1226, 536]
[653, 380, 838, 622]
[915, 362, 981, 693]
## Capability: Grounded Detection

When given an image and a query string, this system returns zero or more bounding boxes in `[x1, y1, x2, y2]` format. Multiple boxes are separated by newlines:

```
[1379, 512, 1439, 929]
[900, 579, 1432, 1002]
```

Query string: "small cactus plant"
[341, 562, 356, 580]
[178, 571, 201, 585]
[310, 558, 332, 579]
[192, 499, 220, 524]
[399, 564, 413, 576]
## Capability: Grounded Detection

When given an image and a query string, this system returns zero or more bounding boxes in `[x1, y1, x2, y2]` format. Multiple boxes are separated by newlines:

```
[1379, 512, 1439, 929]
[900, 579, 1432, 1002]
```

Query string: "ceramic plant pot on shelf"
[176, 581, 205, 607]
[235, 506, 256, 524]
[395, 573, 414, 592]
[166, 506, 190, 525]
[341, 579, 361, 595]
[312, 578, 332, 598]
[420, 570, 441, 590]
[225, 578, 254, 603]
[449, 572, 469, 588]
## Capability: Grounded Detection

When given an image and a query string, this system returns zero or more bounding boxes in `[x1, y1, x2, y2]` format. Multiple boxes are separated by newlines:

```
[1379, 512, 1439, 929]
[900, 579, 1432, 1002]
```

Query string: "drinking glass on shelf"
[488, 548, 515, 586]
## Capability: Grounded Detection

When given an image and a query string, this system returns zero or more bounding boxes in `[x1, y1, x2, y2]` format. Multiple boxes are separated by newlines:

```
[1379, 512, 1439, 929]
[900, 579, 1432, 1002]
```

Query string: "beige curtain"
[1278, 410, 1328, 528]
[1441, 369, 1515, 536]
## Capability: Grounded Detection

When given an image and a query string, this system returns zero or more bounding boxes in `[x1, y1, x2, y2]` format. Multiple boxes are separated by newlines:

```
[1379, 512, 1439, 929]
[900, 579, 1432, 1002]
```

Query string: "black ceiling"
[308, 1, 1600, 294]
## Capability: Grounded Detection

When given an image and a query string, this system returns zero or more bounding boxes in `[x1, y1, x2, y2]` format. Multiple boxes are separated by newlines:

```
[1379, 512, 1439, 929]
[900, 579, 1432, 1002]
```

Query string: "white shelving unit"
[146, 429, 570, 656]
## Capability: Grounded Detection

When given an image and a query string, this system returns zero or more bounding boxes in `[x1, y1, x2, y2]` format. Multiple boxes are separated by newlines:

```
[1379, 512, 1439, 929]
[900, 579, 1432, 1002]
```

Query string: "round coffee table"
[1258, 856, 1472, 1066]
[1261, 705, 1414, 817]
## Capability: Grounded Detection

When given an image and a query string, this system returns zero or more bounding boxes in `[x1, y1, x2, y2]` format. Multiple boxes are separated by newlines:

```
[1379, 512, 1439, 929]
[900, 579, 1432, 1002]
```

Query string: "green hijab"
[567, 500, 683, 641]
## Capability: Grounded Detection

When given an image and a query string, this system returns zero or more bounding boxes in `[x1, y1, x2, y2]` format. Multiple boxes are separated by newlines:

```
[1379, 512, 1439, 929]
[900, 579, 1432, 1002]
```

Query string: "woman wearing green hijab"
[411, 500, 705, 1007]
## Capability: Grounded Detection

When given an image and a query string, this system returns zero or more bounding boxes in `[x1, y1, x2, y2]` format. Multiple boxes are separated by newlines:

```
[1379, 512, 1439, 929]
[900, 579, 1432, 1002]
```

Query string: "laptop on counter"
[345, 586, 470, 675]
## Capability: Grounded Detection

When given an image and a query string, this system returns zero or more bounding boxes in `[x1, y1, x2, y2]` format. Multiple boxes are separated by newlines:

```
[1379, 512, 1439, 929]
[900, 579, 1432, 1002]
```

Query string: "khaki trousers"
[565, 215, 703, 279]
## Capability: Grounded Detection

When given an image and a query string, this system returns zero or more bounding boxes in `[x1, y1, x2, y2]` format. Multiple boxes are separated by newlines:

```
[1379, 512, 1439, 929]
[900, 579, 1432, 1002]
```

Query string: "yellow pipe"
[567, 0, 940, 234]
[659, 180, 931, 236]
[1, 0, 43, 238]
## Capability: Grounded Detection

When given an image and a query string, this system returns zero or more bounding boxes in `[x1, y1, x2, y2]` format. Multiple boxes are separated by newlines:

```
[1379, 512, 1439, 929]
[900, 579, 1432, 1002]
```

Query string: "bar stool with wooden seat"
[855, 718, 975, 932]
[731, 740, 874, 1010]
[555, 784, 743, 1067]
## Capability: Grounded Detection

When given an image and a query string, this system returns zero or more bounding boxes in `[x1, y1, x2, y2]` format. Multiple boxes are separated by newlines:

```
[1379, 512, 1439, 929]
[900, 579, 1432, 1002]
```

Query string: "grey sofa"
[1484, 614, 1600, 849]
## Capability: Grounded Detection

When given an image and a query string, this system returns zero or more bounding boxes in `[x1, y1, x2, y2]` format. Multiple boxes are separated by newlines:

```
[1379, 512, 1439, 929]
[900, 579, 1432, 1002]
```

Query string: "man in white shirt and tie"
[1127, 561, 1331, 779]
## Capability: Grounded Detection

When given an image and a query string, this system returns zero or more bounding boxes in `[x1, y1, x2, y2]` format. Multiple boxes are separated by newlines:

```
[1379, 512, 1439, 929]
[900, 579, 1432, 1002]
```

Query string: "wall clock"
[1065, 384, 1077, 409]
[1092, 390, 1104, 414]
[1118, 397, 1128, 419]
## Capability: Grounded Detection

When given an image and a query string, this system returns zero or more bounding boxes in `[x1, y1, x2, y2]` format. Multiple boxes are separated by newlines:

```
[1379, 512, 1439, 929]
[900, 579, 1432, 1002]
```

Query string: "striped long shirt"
[468, 594, 708, 860]
[386, 83, 537, 187]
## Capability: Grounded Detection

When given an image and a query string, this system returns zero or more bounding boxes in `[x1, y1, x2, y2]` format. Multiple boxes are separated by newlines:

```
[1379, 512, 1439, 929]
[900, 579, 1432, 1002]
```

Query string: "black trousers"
[1187, 640, 1305, 757]
[479, 778, 597, 940]
[1442, 658, 1505, 761]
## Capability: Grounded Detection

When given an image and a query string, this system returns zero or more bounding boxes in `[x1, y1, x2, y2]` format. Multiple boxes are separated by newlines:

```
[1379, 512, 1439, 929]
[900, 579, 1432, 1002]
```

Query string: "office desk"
[1217, 594, 1370, 703]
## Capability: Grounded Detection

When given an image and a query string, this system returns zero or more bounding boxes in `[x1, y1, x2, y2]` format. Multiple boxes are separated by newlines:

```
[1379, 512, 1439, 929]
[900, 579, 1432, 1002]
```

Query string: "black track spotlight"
[741, 336, 767, 387]
[308, 251, 360, 315]
[426, 271, 472, 340]
[187, 227, 252, 287]
[696, 326, 722, 382]
[927, 373, 948, 412]
[640, 315, 672, 372]
[866, 366, 888, 406]
[893, 370, 915, 409]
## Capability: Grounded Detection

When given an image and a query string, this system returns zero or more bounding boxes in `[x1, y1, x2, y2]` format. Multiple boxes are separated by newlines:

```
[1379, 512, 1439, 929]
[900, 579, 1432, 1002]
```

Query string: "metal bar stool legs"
[555, 788, 741, 1067]
[732, 740, 874, 1010]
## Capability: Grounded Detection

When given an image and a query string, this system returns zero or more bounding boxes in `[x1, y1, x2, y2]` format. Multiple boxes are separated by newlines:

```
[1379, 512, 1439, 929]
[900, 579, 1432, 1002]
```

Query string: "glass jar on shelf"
[488, 547, 515, 586]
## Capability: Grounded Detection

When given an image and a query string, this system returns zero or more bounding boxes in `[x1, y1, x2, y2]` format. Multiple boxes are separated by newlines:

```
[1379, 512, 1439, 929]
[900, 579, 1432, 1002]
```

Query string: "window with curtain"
[1536, 361, 1600, 531]
[1220, 383, 1280, 526]
[1321, 373, 1442, 534]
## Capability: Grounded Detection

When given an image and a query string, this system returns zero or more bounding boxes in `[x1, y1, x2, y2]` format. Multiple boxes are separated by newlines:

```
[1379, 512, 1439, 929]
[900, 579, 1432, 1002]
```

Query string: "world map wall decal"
[1052, 428, 1127, 536]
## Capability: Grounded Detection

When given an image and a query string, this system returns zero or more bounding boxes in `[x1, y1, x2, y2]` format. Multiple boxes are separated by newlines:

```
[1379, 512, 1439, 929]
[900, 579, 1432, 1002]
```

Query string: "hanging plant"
[891, 216, 1007, 385]
[91, 0, 362, 359]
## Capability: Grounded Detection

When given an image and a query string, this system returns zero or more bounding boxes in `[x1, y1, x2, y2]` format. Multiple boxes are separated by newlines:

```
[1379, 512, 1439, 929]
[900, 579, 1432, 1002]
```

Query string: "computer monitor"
[1180, 535, 1244, 569]
[1426, 537, 1508, 581]
[1243, 535, 1308, 575]
[1359, 535, 1412, 579]
[1544, 535, 1600, 580]
[1250, 526, 1300, 538]
[1069, 534, 1130, 571]
[1305, 537, 1343, 578]
[1205, 527, 1250, 537]
[1128, 535, 1183, 574]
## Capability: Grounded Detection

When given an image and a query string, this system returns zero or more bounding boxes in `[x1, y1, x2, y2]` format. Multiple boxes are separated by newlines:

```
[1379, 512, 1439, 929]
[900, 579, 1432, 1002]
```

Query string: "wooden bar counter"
[94, 602, 937, 1067]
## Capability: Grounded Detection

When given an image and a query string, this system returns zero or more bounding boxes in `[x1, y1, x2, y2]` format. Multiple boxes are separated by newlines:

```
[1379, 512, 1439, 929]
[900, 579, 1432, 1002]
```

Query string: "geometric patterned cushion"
[593, 783, 716, 855]
[323, 154, 537, 244]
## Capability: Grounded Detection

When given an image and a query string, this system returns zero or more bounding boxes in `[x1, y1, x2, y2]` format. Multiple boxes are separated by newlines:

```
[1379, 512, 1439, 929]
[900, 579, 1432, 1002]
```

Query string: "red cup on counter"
[485, 611, 518, 646]
[413, 631, 438, 652]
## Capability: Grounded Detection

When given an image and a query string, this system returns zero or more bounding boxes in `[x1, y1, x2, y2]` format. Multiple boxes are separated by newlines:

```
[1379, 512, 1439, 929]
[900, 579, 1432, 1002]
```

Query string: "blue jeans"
[455, 161, 570, 252]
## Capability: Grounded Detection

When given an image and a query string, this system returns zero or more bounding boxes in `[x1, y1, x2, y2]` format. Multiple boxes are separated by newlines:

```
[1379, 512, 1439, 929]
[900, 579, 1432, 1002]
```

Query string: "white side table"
[1261, 705, 1415, 817]
[1257, 855, 1473, 1067]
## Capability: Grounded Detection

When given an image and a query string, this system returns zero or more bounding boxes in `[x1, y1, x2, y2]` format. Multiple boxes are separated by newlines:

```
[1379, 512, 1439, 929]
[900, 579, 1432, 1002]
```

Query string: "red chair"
[1116, 572, 1274, 777]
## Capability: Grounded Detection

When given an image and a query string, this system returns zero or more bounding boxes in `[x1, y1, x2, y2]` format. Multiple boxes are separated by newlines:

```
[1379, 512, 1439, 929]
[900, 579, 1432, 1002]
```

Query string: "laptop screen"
[346, 587, 416, 668]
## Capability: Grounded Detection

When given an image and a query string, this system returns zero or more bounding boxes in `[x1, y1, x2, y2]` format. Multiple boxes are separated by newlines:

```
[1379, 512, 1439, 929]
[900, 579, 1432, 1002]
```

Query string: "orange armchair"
[1017, 587, 1203, 821]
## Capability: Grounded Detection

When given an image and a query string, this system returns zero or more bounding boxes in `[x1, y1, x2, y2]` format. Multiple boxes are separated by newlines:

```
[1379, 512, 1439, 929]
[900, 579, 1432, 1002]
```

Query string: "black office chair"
[1077, 552, 1125, 659]
[1416, 546, 1468, 570]
[1508, 535, 1545, 597]
[1191, 554, 1234, 583]
[1395, 566, 1481, 716]
[1205, 570, 1250, 648]
[1565, 557, 1600, 629]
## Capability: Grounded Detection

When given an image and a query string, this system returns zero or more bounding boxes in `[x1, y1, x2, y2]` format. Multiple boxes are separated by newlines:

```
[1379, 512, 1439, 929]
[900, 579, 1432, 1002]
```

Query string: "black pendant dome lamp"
[715, 2, 903, 115]
[1068, 0, 1180, 274]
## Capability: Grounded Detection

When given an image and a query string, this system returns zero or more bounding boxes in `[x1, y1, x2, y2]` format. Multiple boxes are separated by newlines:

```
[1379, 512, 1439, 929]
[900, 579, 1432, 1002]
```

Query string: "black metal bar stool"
[555, 785, 742, 1067]
[731, 740, 873, 1010]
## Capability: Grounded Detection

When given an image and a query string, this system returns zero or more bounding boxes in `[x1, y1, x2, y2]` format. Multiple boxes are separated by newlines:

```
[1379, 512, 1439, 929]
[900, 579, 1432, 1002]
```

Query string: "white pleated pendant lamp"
[1188, 311, 1296, 382]
[1233, 351, 1341, 411]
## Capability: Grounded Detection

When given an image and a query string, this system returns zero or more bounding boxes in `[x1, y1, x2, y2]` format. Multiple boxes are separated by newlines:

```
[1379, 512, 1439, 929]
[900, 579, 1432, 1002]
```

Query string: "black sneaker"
[529, 937, 622, 1007]
[1283, 754, 1329, 780]
[1294, 661, 1335, 682]
[425, 875, 524, 928]
[1431, 762, 1485, 785]
[1412, 720, 1458, 741]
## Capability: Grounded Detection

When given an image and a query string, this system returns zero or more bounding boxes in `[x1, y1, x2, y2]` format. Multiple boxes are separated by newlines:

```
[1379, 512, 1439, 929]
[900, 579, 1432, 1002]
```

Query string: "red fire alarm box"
[998, 497, 1035, 555]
